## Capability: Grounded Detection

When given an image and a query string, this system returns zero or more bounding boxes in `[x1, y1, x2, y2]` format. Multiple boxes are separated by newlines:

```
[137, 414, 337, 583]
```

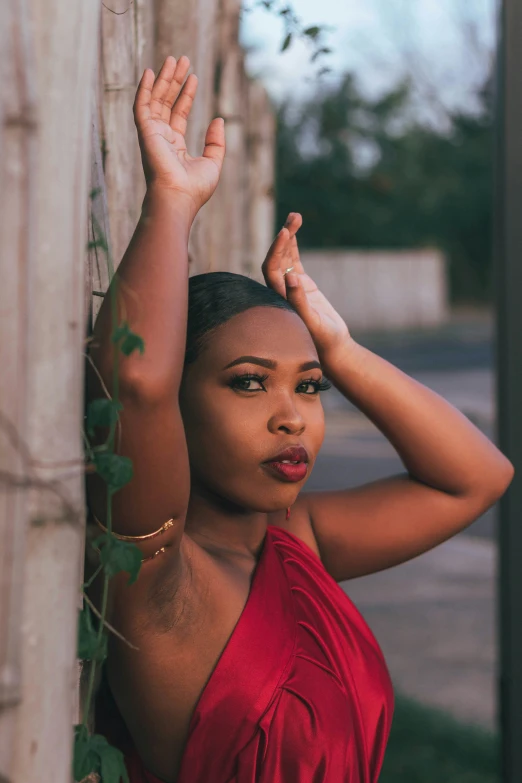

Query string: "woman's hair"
[185, 272, 296, 365]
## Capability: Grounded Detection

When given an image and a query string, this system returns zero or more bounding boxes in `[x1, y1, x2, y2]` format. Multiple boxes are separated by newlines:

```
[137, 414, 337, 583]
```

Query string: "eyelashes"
[229, 373, 332, 394]
[306, 377, 332, 392]
[229, 373, 269, 392]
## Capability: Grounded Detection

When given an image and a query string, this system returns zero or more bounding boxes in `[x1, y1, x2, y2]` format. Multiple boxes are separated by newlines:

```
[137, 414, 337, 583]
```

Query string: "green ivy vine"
[74, 189, 144, 783]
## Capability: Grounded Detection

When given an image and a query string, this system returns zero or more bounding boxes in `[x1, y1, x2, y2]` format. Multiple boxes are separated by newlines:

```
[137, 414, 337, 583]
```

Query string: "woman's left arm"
[263, 214, 514, 581]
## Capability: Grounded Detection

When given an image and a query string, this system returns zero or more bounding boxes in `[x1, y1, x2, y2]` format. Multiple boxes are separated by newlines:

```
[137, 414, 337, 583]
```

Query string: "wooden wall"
[86, 0, 276, 321]
[0, 2, 274, 780]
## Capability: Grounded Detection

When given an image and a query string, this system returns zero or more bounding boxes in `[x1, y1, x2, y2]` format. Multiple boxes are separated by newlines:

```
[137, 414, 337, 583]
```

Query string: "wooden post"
[245, 79, 275, 280]
[100, 0, 151, 270]
[0, 0, 37, 777]
[86, 93, 113, 333]
[209, 0, 248, 275]
[154, 0, 219, 274]
[9, 0, 101, 780]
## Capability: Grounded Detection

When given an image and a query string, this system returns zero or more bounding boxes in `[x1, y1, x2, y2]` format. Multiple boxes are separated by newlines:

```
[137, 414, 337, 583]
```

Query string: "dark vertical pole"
[496, 1, 522, 781]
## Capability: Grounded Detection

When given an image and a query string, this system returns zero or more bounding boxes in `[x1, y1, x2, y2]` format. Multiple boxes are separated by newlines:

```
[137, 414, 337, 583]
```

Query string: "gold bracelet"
[91, 512, 175, 541]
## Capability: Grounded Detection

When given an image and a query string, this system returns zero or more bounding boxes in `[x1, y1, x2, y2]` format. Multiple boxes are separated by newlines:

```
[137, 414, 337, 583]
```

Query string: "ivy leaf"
[281, 32, 292, 52]
[86, 399, 123, 437]
[111, 321, 145, 356]
[73, 725, 99, 781]
[97, 739, 130, 783]
[95, 534, 142, 584]
[73, 728, 130, 783]
[78, 605, 97, 660]
[93, 452, 133, 492]
[304, 25, 321, 39]
[77, 605, 107, 662]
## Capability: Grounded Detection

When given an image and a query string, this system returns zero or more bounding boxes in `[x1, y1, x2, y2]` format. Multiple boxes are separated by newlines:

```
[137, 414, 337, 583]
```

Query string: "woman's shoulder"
[268, 499, 321, 560]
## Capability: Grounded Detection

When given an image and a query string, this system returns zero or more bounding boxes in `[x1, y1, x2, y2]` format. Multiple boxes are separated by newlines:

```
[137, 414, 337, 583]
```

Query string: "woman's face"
[179, 306, 327, 512]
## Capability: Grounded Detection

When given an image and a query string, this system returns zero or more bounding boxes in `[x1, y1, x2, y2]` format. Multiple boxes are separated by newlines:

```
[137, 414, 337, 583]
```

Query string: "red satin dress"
[124, 525, 394, 782]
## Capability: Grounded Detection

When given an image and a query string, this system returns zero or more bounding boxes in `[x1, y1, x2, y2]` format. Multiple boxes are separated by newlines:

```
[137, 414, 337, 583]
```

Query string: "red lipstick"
[262, 446, 309, 483]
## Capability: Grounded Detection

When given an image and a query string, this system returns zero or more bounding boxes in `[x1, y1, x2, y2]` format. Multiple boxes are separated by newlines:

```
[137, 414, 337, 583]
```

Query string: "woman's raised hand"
[262, 213, 351, 361]
[133, 55, 225, 217]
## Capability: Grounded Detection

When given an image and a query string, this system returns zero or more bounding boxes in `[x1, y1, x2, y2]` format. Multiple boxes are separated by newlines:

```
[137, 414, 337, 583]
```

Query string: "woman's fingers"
[149, 56, 190, 122]
[170, 73, 198, 136]
[133, 68, 155, 127]
[202, 117, 226, 169]
[262, 212, 304, 297]
[262, 228, 290, 297]
[284, 212, 304, 272]
[162, 56, 191, 122]
[284, 272, 314, 325]
[285, 212, 302, 236]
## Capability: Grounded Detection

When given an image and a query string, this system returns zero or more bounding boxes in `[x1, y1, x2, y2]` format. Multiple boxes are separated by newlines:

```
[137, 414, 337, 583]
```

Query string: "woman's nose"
[267, 398, 305, 436]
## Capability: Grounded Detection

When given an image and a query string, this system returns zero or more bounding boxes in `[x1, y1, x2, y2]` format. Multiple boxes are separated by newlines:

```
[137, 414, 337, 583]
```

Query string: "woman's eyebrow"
[222, 356, 322, 372]
[223, 355, 276, 370]
[299, 360, 322, 372]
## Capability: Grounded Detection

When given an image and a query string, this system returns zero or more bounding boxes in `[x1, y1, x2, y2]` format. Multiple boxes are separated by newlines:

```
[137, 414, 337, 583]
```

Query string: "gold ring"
[283, 266, 294, 276]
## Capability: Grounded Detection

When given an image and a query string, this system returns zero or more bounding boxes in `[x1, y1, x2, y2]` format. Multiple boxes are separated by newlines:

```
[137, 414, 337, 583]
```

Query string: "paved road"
[308, 311, 498, 540]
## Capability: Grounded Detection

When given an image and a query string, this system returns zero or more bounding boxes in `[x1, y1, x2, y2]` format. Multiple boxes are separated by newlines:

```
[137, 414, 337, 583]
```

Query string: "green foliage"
[111, 321, 145, 356]
[303, 25, 321, 39]
[73, 726, 130, 783]
[380, 693, 498, 782]
[78, 604, 108, 662]
[248, 0, 331, 68]
[93, 451, 133, 493]
[281, 32, 292, 51]
[77, 188, 145, 782]
[276, 74, 494, 303]
[94, 533, 142, 584]
[86, 399, 123, 437]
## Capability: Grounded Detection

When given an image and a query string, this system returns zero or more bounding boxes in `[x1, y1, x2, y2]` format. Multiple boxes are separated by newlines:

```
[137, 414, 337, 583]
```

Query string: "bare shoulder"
[268, 497, 321, 559]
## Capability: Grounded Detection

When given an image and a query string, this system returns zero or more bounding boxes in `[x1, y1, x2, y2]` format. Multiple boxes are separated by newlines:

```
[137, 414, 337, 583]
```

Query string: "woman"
[87, 55, 514, 783]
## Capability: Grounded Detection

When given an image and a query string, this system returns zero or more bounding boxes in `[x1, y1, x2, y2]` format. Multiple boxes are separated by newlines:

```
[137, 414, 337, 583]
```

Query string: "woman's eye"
[297, 380, 320, 394]
[296, 377, 332, 395]
[230, 374, 267, 392]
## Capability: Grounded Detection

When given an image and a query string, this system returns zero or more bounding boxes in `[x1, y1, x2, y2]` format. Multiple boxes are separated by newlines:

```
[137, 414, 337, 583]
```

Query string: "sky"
[240, 0, 497, 118]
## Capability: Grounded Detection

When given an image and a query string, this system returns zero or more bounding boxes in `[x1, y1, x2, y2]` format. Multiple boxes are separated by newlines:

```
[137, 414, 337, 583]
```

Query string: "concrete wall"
[301, 248, 449, 332]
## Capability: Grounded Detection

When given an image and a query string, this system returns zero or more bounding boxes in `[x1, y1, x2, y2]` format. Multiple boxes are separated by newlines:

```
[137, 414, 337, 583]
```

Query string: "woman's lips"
[262, 461, 308, 482]
[262, 445, 309, 483]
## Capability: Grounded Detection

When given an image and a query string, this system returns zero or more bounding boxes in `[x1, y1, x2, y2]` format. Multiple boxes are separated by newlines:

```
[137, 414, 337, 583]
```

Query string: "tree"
[276, 72, 494, 303]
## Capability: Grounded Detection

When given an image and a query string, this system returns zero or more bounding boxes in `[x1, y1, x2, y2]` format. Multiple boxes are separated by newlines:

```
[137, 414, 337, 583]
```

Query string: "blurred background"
[242, 2, 500, 781]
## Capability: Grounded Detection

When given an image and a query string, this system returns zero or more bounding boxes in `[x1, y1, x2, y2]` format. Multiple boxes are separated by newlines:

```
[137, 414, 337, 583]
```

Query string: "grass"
[380, 693, 499, 783]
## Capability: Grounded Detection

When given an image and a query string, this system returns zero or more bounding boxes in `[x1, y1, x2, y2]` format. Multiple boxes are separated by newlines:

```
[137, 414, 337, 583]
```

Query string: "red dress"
[124, 525, 394, 782]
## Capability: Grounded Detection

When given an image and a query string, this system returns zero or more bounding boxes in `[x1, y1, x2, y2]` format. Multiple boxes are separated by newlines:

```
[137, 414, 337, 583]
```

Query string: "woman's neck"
[184, 488, 268, 559]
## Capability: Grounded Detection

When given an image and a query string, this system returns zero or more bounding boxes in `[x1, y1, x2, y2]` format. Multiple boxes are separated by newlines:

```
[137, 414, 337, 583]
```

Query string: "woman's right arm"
[86, 56, 225, 558]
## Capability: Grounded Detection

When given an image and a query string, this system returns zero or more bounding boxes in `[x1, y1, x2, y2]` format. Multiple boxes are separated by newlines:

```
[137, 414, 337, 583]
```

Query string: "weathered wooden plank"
[100, 0, 145, 269]
[9, 0, 101, 779]
[208, 0, 248, 275]
[86, 91, 113, 331]
[0, 0, 37, 775]
[154, 0, 219, 274]
[245, 79, 275, 280]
